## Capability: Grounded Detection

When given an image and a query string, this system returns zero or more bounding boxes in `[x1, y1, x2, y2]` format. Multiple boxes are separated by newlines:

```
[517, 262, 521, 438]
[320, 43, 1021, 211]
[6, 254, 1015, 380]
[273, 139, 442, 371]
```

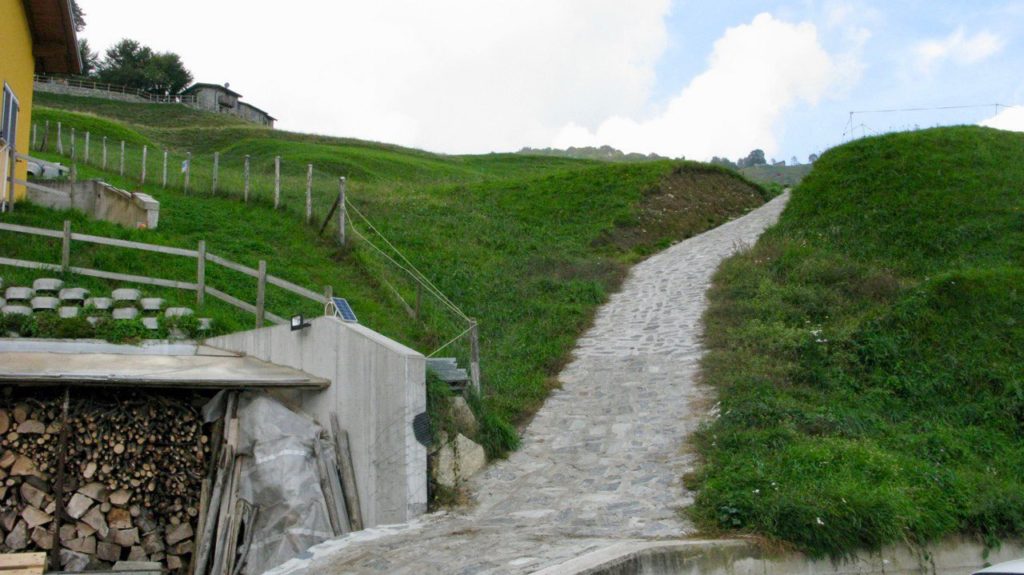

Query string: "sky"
[77, 1, 1024, 162]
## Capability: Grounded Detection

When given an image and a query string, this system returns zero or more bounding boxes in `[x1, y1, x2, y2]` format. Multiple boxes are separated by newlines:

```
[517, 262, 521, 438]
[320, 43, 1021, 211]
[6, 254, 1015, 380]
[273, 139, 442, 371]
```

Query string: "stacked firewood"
[0, 392, 210, 572]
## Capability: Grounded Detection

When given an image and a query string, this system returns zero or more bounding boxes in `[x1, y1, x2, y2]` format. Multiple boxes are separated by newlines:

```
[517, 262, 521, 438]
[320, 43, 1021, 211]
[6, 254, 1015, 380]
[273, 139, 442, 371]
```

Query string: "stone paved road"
[275, 192, 790, 575]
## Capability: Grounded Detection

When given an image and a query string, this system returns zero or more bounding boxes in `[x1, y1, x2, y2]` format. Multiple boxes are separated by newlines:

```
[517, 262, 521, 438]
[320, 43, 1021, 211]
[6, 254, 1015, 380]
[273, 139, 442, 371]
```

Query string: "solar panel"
[330, 297, 359, 323]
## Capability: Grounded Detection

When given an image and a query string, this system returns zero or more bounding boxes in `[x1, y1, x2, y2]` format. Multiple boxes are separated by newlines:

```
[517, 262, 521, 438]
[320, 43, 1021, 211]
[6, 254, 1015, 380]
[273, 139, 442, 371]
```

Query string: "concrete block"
[31, 296, 60, 311]
[112, 288, 141, 303]
[140, 298, 165, 313]
[198, 318, 212, 331]
[60, 306, 81, 319]
[32, 278, 64, 293]
[59, 287, 90, 302]
[85, 297, 113, 311]
[141, 317, 159, 330]
[5, 287, 33, 301]
[165, 307, 193, 318]
[2, 305, 32, 316]
[433, 433, 487, 488]
[112, 308, 139, 320]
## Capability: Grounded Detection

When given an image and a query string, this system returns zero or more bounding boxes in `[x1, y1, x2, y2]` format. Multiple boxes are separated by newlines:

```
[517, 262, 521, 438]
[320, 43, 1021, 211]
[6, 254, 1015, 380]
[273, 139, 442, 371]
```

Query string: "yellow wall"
[1, 0, 37, 201]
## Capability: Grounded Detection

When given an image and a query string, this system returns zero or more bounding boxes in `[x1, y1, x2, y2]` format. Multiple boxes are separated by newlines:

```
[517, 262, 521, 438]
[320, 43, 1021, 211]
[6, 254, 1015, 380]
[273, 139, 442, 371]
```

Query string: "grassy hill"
[739, 163, 813, 187]
[5, 92, 772, 458]
[689, 126, 1024, 556]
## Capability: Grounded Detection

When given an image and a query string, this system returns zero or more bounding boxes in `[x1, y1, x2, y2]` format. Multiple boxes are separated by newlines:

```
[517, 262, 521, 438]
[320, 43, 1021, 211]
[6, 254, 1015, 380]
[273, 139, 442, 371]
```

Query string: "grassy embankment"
[5, 93, 772, 458]
[690, 126, 1024, 556]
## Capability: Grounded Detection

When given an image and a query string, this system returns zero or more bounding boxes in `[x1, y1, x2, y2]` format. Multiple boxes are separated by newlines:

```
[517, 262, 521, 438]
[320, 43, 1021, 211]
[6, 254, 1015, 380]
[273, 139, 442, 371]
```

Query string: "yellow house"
[1, 0, 80, 207]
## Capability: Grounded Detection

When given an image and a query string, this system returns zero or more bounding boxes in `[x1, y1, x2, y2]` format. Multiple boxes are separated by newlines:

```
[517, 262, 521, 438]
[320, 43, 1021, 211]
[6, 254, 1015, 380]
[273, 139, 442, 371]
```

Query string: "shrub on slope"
[690, 126, 1024, 556]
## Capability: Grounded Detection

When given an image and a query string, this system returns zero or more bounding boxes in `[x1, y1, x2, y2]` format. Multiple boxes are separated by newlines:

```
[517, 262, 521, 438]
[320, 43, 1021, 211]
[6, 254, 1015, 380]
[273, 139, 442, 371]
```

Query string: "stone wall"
[33, 79, 147, 103]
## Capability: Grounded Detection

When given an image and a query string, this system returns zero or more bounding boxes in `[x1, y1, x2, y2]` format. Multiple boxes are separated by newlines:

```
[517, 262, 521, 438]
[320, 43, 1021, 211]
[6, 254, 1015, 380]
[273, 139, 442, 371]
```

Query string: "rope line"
[426, 324, 476, 358]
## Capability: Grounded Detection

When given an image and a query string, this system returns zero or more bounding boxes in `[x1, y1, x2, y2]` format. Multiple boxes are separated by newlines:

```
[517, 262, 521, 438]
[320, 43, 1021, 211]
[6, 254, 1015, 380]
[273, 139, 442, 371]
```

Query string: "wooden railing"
[0, 220, 334, 327]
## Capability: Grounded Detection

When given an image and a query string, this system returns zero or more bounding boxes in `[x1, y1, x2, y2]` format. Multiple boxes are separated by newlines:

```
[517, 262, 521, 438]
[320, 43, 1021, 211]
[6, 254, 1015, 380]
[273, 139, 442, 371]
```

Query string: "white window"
[1, 82, 20, 151]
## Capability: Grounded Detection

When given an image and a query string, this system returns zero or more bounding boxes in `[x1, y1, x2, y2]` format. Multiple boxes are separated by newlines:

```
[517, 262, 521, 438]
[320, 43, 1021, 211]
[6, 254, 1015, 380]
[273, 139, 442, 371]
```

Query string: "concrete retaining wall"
[535, 537, 1024, 575]
[26, 179, 160, 229]
[205, 317, 428, 528]
[34, 79, 147, 103]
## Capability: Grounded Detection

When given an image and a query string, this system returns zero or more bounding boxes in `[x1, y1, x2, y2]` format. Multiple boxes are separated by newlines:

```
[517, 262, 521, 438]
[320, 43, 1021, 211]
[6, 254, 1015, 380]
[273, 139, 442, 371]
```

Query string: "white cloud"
[554, 13, 858, 160]
[915, 28, 1005, 71]
[81, 0, 671, 154]
[980, 106, 1024, 132]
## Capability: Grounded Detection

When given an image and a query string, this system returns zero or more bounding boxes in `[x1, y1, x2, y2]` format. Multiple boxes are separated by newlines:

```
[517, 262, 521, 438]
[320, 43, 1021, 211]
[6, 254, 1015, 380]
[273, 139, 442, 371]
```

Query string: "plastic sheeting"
[234, 394, 335, 575]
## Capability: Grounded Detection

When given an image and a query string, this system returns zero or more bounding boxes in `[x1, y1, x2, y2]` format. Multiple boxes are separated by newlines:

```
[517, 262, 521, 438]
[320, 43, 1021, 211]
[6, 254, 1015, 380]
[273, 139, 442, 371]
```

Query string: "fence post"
[140, 145, 148, 185]
[196, 240, 206, 306]
[469, 320, 481, 394]
[43, 120, 50, 152]
[415, 284, 422, 320]
[56, 122, 63, 155]
[305, 164, 313, 223]
[338, 177, 347, 245]
[61, 220, 71, 272]
[84, 132, 90, 165]
[32, 123, 37, 151]
[274, 156, 281, 208]
[119, 141, 125, 176]
[70, 128, 75, 161]
[212, 152, 219, 194]
[162, 149, 168, 188]
[184, 152, 192, 193]
[243, 155, 250, 203]
[256, 260, 267, 327]
[101, 137, 107, 170]
[324, 285, 333, 304]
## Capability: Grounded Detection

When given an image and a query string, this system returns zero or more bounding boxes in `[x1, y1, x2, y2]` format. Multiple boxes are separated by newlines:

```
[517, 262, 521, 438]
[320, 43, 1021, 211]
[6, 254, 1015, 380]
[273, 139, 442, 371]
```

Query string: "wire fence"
[26, 119, 482, 389]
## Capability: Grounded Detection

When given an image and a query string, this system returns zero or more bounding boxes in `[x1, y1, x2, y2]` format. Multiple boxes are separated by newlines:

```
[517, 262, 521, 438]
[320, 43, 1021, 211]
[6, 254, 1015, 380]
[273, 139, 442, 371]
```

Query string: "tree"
[808, 153, 819, 163]
[78, 38, 99, 77]
[737, 149, 766, 168]
[96, 39, 193, 94]
[70, 0, 85, 31]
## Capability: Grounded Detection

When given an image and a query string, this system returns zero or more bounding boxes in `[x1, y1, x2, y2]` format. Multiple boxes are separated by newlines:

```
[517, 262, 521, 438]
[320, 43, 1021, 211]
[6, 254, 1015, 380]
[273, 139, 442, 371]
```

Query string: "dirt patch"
[596, 167, 767, 254]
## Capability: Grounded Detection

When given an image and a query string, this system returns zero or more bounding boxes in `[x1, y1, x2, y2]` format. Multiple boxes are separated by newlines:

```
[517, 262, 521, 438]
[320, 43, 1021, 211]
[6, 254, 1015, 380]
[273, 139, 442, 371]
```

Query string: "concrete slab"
[0, 339, 329, 389]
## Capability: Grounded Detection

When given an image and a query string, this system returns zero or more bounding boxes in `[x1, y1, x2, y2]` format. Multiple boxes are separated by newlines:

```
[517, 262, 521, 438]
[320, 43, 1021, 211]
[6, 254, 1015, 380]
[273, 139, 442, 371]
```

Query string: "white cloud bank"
[980, 106, 1024, 132]
[915, 28, 1005, 71]
[553, 13, 857, 160]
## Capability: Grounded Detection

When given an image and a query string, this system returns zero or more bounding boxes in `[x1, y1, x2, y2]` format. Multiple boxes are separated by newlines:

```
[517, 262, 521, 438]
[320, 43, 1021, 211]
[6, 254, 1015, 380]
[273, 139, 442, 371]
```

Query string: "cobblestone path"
[277, 192, 790, 575]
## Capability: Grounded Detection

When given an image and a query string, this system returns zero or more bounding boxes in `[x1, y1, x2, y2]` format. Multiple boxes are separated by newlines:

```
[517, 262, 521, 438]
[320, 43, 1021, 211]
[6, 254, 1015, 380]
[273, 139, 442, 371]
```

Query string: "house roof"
[238, 101, 277, 121]
[183, 82, 244, 98]
[21, 0, 81, 75]
[0, 339, 330, 390]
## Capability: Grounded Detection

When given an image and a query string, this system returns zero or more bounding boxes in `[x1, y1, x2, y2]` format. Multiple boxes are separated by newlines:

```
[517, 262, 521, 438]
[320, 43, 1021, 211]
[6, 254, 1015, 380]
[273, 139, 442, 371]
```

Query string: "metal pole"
[140, 145, 148, 185]
[184, 152, 192, 193]
[162, 149, 168, 188]
[338, 177, 347, 245]
[31, 123, 37, 151]
[102, 137, 107, 170]
[212, 152, 219, 194]
[305, 164, 313, 223]
[119, 141, 125, 176]
[70, 128, 75, 161]
[243, 155, 250, 203]
[84, 132, 90, 165]
[274, 156, 281, 208]
[56, 122, 63, 155]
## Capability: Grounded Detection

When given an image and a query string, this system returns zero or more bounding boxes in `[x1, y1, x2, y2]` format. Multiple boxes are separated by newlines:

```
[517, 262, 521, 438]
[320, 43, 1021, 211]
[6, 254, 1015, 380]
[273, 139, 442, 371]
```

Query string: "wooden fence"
[0, 220, 333, 327]
[33, 74, 199, 105]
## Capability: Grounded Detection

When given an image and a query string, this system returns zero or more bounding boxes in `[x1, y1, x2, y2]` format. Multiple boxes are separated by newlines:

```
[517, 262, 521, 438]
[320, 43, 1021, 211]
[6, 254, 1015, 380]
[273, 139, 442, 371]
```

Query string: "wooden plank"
[330, 417, 363, 531]
[0, 568, 46, 575]
[61, 220, 71, 272]
[0, 256, 62, 272]
[70, 232, 198, 258]
[70, 266, 199, 291]
[197, 240, 206, 307]
[205, 252, 258, 278]
[0, 221, 64, 239]
[266, 275, 328, 304]
[0, 553, 47, 570]
[205, 286, 286, 325]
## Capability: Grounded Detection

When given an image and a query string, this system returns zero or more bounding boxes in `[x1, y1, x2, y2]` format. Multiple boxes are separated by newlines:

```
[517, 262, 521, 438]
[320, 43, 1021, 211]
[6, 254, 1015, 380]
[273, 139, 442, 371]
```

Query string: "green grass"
[689, 126, 1024, 557]
[11, 93, 769, 459]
